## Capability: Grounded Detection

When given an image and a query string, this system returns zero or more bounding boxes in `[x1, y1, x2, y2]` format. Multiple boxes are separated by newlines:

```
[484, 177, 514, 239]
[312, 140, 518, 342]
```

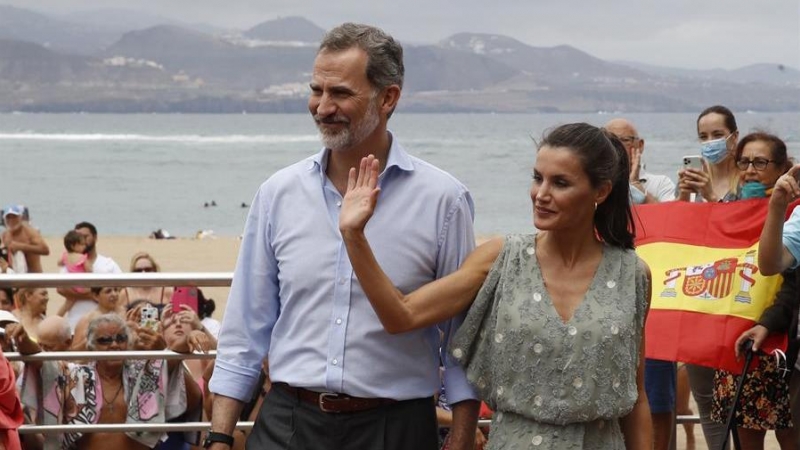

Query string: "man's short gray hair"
[86, 314, 131, 350]
[319, 23, 404, 91]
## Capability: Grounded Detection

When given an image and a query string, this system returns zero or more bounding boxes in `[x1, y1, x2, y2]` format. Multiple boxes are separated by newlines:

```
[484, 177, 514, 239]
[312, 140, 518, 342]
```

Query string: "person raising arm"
[341, 123, 653, 450]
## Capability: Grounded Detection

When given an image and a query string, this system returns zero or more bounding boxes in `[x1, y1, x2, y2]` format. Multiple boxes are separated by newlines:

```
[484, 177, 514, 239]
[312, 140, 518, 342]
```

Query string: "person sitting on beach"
[1, 204, 49, 273]
[339, 123, 653, 449]
[57, 222, 122, 333]
[118, 252, 173, 307]
[21, 313, 199, 450]
[57, 230, 93, 294]
[13, 288, 48, 342]
[71, 287, 125, 351]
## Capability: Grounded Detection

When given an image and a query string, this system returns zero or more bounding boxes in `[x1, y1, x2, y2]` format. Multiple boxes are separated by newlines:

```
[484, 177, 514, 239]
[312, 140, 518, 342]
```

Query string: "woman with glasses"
[677, 105, 741, 203]
[21, 313, 199, 450]
[71, 286, 126, 350]
[119, 252, 173, 307]
[708, 132, 795, 449]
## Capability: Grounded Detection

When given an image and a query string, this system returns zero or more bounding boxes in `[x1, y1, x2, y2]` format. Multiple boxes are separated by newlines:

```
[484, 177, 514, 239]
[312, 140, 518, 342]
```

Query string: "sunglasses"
[95, 333, 128, 345]
[133, 267, 155, 273]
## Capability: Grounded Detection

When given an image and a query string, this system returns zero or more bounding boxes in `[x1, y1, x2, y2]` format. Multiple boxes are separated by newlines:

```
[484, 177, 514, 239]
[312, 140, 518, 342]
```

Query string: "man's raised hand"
[339, 155, 381, 235]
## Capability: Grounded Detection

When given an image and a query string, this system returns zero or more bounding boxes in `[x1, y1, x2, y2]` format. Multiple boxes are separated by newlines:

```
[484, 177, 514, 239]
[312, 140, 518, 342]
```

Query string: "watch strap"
[204, 431, 234, 448]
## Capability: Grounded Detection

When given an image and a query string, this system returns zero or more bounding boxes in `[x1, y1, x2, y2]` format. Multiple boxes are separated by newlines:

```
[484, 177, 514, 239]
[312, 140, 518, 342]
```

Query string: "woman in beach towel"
[22, 313, 194, 450]
[339, 123, 652, 449]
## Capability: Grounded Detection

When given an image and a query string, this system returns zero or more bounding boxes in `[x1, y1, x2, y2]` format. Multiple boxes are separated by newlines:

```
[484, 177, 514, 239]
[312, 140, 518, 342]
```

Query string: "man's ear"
[379, 85, 401, 117]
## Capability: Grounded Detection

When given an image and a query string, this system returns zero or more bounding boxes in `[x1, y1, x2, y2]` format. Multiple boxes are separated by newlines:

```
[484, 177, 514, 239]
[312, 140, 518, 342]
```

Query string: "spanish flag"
[634, 198, 786, 374]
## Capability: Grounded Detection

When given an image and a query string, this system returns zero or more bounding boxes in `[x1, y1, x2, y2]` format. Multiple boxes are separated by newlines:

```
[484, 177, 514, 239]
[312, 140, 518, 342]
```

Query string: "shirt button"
[573, 377, 583, 389]
[452, 348, 464, 359]
[336, 201, 342, 207]
[567, 326, 577, 336]
[496, 386, 504, 396]
[611, 324, 619, 335]
[533, 343, 543, 354]
[331, 358, 338, 365]
[526, 246, 535, 255]
[532, 435, 543, 446]
[607, 280, 616, 288]
[494, 333, 504, 343]
[338, 278, 347, 285]
[335, 318, 342, 325]
[533, 292, 542, 302]
[534, 395, 542, 406]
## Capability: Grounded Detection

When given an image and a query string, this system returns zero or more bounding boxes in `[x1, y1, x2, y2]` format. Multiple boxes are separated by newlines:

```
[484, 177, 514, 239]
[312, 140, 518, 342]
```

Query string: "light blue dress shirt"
[209, 133, 478, 405]
[783, 206, 800, 269]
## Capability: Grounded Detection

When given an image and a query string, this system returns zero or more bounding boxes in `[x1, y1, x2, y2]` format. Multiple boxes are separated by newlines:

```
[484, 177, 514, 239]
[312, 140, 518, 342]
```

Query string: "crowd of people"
[1, 21, 799, 450]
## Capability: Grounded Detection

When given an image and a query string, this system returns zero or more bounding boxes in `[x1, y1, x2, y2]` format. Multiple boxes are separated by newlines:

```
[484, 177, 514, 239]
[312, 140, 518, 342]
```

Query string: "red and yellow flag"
[634, 198, 786, 373]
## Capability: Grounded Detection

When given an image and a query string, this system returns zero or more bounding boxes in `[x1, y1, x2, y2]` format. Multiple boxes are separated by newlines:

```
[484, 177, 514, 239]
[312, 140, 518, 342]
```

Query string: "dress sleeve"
[448, 237, 507, 403]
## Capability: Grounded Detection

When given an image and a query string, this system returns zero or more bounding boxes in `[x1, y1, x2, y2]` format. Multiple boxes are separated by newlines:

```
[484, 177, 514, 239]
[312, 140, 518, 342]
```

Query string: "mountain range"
[1, 5, 799, 113]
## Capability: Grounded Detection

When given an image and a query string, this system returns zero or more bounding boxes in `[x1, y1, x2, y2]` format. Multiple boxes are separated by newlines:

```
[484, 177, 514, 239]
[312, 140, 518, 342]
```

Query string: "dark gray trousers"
[247, 386, 439, 450]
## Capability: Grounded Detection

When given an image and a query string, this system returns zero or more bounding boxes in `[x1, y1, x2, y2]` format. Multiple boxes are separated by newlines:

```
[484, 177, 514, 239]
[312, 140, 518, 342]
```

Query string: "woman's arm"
[339, 155, 500, 333]
[759, 166, 800, 275]
[620, 261, 653, 449]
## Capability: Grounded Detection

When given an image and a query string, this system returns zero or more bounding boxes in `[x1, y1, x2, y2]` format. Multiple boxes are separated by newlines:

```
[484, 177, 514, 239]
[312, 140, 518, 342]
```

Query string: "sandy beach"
[39, 234, 241, 318]
[34, 235, 783, 449]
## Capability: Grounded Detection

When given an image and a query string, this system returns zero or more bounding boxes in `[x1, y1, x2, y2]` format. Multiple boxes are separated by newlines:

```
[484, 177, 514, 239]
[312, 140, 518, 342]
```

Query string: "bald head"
[604, 118, 644, 157]
[37, 316, 72, 351]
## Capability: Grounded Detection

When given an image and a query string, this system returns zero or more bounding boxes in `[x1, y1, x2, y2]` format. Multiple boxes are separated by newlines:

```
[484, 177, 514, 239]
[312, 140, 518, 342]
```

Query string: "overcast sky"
[7, 0, 800, 70]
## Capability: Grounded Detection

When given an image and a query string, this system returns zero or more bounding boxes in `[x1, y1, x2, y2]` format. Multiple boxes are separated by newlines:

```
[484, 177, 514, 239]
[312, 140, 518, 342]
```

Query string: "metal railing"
[3, 272, 701, 437]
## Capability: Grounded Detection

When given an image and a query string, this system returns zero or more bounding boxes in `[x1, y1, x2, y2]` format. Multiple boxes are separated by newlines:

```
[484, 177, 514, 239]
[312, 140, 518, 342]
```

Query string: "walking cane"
[720, 339, 756, 450]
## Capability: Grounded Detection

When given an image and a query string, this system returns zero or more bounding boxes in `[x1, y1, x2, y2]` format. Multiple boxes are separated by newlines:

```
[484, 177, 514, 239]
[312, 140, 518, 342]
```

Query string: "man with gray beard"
[208, 23, 480, 450]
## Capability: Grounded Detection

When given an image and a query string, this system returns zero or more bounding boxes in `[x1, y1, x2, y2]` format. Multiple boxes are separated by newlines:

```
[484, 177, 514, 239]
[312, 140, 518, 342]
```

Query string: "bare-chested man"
[1, 205, 49, 273]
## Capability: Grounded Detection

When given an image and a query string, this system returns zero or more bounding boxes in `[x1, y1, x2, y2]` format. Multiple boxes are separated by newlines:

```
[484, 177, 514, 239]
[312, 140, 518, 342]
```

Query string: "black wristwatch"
[203, 431, 235, 448]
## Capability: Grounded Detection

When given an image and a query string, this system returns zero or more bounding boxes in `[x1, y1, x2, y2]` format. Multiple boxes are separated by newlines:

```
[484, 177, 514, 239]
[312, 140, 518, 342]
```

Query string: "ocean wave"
[0, 133, 319, 144]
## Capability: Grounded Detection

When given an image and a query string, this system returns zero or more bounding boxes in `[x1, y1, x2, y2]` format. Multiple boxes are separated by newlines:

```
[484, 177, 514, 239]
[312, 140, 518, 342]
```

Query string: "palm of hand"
[339, 156, 381, 233]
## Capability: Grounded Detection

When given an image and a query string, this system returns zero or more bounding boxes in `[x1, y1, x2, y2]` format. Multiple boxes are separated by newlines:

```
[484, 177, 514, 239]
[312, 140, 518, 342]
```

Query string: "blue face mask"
[700, 134, 733, 164]
[740, 181, 767, 199]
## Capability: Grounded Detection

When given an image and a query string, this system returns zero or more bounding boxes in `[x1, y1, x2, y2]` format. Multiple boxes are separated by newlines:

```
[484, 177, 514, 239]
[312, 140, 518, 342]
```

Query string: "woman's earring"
[594, 202, 598, 211]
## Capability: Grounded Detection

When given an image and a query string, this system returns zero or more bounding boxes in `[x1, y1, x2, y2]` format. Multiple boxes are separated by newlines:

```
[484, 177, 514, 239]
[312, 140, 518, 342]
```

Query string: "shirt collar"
[307, 130, 415, 174]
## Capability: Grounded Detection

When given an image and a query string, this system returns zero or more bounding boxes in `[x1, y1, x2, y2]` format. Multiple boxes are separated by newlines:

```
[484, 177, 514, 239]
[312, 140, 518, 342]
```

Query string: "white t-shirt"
[640, 170, 677, 202]
[63, 254, 122, 333]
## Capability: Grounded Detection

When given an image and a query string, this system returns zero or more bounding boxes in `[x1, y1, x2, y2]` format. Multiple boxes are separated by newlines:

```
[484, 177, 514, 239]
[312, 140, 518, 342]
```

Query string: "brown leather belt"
[274, 382, 397, 413]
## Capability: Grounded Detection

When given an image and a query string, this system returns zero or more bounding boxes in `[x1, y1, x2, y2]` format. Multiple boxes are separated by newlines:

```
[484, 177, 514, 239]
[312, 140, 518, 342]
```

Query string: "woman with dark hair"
[678, 105, 741, 203]
[708, 132, 795, 449]
[338, 123, 652, 449]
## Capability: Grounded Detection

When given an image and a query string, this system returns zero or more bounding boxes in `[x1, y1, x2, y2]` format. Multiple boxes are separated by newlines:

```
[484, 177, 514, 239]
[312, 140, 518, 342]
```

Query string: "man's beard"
[84, 243, 95, 254]
[316, 100, 380, 152]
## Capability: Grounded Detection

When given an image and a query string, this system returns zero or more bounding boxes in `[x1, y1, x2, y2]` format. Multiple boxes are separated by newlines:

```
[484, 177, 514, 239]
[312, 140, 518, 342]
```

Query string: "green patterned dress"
[450, 234, 648, 449]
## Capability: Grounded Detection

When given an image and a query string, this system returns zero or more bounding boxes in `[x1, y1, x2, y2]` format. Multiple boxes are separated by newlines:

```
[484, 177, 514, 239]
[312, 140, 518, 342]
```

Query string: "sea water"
[2, 112, 799, 237]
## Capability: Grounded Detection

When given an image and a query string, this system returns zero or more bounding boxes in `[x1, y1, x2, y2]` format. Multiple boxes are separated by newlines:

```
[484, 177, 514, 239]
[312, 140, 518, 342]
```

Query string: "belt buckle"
[318, 392, 342, 413]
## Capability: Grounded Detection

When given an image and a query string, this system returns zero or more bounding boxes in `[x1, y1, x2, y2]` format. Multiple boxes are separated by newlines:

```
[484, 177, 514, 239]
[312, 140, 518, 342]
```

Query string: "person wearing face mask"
[676, 105, 742, 450]
[677, 105, 740, 203]
[708, 133, 795, 449]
